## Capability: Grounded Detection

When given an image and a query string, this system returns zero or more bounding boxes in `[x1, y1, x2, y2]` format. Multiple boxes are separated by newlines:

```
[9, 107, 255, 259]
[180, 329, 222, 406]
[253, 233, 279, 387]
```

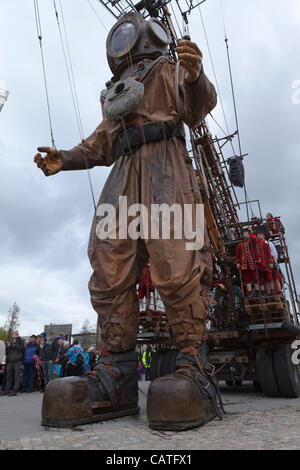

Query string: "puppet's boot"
[147, 345, 223, 431]
[41, 349, 139, 427]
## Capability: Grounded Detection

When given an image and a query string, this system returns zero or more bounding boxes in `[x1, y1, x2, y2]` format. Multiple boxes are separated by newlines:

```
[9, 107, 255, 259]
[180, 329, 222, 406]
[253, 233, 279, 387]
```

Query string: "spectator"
[138, 263, 155, 310]
[85, 348, 90, 363]
[35, 354, 44, 392]
[57, 339, 66, 362]
[60, 341, 70, 377]
[66, 340, 85, 377]
[54, 339, 67, 378]
[35, 337, 45, 392]
[0, 331, 25, 397]
[138, 358, 143, 381]
[63, 340, 70, 357]
[88, 347, 96, 371]
[22, 335, 41, 393]
[39, 332, 59, 388]
[95, 350, 101, 363]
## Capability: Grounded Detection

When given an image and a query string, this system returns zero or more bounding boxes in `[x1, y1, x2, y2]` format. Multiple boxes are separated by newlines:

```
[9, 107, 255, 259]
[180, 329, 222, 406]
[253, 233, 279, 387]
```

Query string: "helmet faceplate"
[106, 12, 170, 77]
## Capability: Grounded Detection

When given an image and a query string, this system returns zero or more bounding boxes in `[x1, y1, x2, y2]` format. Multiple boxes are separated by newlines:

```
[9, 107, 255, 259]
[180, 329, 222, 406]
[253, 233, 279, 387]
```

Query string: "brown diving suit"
[59, 57, 217, 353]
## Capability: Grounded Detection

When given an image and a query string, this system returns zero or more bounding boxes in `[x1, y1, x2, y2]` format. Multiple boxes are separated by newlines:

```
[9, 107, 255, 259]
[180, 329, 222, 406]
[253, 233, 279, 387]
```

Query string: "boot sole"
[41, 406, 140, 428]
[149, 408, 216, 431]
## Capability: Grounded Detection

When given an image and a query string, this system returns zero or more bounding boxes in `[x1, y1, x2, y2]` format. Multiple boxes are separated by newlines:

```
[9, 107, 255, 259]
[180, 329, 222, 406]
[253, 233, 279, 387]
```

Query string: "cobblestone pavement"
[0, 382, 300, 450]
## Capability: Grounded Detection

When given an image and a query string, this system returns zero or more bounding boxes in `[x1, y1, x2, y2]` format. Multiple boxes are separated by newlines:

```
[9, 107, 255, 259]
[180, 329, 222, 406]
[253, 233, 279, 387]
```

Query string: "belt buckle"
[203, 359, 216, 376]
[160, 121, 167, 139]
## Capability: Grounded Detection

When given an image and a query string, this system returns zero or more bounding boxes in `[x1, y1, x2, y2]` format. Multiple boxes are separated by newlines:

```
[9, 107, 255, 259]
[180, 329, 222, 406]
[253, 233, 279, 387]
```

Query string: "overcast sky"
[0, 0, 299, 336]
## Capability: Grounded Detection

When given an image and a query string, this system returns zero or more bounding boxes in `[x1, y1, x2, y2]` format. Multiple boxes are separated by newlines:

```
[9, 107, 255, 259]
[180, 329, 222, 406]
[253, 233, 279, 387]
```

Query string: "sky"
[0, 0, 299, 336]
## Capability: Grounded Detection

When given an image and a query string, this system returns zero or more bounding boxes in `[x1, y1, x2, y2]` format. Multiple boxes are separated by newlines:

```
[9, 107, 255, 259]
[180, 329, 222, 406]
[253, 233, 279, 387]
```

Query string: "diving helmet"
[106, 12, 171, 77]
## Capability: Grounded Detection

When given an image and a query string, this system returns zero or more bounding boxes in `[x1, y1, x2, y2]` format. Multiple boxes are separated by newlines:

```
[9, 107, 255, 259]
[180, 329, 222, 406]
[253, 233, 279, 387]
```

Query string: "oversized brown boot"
[41, 349, 139, 427]
[147, 345, 223, 431]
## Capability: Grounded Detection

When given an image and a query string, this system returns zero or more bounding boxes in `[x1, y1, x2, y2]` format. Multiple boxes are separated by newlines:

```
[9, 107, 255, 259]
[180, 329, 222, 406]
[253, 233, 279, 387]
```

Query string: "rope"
[87, 0, 109, 32]
[209, 112, 228, 138]
[53, 0, 97, 211]
[219, 0, 254, 221]
[56, 0, 84, 139]
[199, 4, 255, 220]
[198, 5, 230, 141]
[33, 0, 56, 149]
[170, 2, 182, 37]
[138, 385, 148, 397]
[214, 357, 233, 375]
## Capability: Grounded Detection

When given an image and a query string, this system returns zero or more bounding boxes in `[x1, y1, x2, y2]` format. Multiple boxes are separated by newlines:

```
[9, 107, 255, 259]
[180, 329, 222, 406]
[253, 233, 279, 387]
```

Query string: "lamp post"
[0, 80, 9, 112]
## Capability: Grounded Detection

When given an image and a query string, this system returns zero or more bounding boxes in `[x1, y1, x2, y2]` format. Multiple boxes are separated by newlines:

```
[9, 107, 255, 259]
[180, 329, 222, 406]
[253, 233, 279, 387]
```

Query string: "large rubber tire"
[256, 345, 281, 397]
[274, 343, 300, 398]
[149, 351, 163, 381]
[253, 381, 263, 392]
[169, 350, 178, 374]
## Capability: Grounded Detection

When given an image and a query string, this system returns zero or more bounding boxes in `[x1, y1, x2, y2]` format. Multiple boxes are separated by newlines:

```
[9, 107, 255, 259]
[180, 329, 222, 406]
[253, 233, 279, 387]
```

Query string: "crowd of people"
[0, 331, 98, 397]
[0, 331, 152, 397]
[209, 213, 286, 329]
[0, 214, 285, 396]
[235, 214, 284, 298]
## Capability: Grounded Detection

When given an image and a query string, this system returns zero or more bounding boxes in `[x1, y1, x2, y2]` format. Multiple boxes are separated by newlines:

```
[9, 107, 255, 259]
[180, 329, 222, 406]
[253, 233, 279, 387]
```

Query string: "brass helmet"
[106, 12, 171, 77]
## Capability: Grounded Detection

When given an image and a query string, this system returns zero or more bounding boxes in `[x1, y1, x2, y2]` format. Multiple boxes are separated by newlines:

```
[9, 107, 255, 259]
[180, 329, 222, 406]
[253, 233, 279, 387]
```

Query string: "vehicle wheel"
[274, 343, 300, 398]
[226, 380, 234, 387]
[256, 345, 281, 397]
[160, 351, 170, 376]
[149, 352, 159, 381]
[169, 350, 178, 374]
[149, 351, 163, 381]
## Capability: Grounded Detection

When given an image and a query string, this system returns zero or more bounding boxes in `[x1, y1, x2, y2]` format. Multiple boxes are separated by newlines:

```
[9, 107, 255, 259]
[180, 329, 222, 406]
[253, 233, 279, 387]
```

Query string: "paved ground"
[0, 381, 300, 450]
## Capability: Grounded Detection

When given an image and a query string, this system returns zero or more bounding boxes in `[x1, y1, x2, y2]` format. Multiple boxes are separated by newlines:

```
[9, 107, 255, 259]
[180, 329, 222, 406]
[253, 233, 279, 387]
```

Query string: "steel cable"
[33, 0, 56, 149]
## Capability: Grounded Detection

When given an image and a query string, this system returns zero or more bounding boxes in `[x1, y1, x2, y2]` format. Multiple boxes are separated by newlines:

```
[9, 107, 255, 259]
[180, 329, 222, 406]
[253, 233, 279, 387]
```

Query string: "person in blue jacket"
[22, 335, 41, 393]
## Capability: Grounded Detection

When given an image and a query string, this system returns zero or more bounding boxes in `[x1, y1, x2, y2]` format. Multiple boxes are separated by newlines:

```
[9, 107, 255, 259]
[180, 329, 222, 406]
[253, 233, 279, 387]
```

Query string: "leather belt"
[114, 122, 185, 160]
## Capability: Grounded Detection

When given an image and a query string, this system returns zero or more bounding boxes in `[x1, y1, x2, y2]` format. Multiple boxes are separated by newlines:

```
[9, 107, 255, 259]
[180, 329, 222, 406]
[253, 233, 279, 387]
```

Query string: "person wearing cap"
[0, 331, 25, 397]
[266, 213, 283, 236]
[236, 229, 261, 297]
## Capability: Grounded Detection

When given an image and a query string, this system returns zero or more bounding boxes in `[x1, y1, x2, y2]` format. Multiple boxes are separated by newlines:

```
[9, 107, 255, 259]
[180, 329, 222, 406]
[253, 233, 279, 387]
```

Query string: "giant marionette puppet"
[34, 12, 221, 430]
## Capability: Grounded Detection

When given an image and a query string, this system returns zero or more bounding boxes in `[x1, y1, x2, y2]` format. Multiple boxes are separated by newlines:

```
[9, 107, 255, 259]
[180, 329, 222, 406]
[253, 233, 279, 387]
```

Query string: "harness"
[114, 122, 185, 160]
